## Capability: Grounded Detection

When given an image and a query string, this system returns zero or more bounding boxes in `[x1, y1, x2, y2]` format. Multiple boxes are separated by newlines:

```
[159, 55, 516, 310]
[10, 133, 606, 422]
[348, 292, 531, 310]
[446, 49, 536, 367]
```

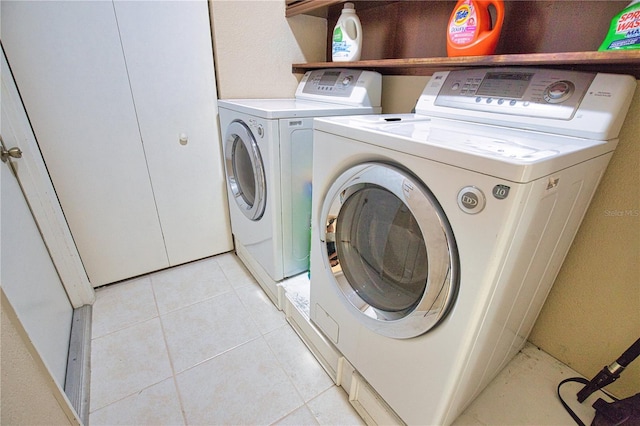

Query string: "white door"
[2, 1, 232, 286]
[1, 0, 170, 286]
[114, 0, 233, 265]
[1, 139, 73, 387]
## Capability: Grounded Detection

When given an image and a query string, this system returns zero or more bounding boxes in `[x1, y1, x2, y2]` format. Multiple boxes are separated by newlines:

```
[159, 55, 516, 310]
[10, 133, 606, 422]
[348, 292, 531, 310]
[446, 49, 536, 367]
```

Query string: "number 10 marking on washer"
[493, 184, 510, 200]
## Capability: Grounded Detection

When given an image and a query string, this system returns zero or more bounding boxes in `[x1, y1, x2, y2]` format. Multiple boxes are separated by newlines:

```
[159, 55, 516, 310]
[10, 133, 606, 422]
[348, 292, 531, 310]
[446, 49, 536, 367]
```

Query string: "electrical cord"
[558, 377, 619, 426]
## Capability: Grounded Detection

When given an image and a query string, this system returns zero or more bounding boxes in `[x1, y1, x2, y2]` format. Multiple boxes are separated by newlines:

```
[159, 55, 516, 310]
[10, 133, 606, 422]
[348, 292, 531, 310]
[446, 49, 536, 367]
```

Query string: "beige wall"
[381, 75, 431, 114]
[208, 0, 640, 399]
[210, 0, 326, 99]
[1, 291, 79, 425]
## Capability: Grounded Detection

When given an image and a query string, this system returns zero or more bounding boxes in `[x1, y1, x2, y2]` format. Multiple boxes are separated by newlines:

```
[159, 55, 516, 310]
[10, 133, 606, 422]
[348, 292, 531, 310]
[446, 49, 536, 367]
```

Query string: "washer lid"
[321, 162, 459, 339]
[313, 114, 617, 184]
[218, 99, 379, 119]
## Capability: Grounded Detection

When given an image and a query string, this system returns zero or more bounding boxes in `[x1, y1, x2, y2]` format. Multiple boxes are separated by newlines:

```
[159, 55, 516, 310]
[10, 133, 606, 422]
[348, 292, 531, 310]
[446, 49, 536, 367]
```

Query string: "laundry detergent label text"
[449, 1, 478, 45]
[617, 10, 640, 34]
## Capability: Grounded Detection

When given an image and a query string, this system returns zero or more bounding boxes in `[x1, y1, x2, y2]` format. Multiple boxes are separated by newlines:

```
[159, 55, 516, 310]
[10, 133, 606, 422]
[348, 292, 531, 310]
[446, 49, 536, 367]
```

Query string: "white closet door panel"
[1, 1, 169, 286]
[114, 0, 233, 265]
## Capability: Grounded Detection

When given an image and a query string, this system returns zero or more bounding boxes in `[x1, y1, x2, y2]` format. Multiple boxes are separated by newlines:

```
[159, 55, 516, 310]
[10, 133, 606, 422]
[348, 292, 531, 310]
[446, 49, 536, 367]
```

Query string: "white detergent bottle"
[332, 2, 362, 61]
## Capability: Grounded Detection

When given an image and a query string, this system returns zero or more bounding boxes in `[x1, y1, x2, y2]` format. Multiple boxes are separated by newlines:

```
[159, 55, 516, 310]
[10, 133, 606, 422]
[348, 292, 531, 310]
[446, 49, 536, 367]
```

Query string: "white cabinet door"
[2, 1, 232, 286]
[1, 1, 171, 286]
[114, 0, 233, 264]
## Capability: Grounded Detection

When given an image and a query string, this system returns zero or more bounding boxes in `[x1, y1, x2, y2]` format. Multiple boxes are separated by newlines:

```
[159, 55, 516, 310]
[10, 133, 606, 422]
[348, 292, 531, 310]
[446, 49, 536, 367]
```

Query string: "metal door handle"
[1, 146, 22, 163]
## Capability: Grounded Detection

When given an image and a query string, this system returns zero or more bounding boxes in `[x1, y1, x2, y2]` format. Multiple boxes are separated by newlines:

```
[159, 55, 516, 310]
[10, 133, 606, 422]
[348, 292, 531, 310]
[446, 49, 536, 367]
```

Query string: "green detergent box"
[599, 0, 640, 50]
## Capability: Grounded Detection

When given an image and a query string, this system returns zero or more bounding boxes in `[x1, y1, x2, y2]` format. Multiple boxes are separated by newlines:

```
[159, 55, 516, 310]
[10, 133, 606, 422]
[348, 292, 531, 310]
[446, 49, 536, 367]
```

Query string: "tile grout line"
[149, 274, 189, 426]
[261, 324, 310, 426]
[90, 312, 159, 342]
[89, 376, 177, 418]
[90, 280, 158, 341]
[174, 334, 266, 376]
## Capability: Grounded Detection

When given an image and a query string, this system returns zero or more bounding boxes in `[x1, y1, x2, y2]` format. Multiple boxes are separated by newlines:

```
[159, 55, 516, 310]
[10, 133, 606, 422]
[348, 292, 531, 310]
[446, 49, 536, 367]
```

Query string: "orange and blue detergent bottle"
[447, 0, 505, 57]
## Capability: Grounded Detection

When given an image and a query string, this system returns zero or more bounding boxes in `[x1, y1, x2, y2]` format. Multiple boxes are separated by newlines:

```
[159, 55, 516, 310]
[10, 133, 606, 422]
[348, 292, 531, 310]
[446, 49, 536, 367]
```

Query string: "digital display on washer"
[319, 71, 341, 87]
[476, 72, 534, 99]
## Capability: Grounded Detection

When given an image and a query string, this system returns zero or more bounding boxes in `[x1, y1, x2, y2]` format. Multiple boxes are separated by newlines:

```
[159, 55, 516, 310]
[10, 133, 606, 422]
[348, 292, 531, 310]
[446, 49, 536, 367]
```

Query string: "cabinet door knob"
[179, 133, 188, 145]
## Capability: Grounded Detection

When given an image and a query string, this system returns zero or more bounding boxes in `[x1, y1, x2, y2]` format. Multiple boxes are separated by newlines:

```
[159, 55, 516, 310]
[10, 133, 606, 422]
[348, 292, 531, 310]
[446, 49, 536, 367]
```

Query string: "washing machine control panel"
[415, 67, 636, 139]
[295, 69, 382, 107]
[300, 69, 363, 97]
[433, 68, 596, 120]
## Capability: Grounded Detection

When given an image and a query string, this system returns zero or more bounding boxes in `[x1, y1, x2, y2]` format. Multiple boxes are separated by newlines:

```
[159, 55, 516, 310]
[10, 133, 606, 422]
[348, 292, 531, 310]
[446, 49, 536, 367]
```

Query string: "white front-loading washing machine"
[309, 68, 636, 425]
[218, 69, 381, 307]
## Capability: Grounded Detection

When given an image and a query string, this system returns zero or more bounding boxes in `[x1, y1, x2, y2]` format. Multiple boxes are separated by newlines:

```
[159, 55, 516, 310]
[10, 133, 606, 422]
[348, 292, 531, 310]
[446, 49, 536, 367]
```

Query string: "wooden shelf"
[293, 51, 640, 78]
[288, 1, 640, 77]
[285, 0, 342, 18]
[286, 0, 401, 18]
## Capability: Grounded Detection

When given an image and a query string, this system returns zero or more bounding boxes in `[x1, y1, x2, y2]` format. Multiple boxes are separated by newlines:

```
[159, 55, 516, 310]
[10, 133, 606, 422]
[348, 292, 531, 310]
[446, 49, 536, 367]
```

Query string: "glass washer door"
[321, 162, 459, 339]
[224, 120, 266, 221]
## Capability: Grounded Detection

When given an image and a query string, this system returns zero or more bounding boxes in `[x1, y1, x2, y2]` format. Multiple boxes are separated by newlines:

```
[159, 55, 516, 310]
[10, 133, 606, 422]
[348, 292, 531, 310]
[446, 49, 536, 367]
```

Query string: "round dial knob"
[543, 80, 574, 104]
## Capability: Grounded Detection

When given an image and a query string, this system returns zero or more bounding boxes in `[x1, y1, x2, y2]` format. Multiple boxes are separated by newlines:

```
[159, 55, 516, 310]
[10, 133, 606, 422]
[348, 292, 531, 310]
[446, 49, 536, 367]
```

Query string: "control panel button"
[457, 186, 486, 214]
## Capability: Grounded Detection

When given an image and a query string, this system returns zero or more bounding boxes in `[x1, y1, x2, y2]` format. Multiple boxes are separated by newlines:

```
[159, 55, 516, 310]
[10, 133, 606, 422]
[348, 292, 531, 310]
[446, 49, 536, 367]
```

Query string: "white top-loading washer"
[218, 69, 381, 307]
[309, 68, 636, 425]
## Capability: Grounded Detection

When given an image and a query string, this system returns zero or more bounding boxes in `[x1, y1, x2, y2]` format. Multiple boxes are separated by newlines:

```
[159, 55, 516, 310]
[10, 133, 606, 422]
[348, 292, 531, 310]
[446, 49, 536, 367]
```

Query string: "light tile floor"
[89, 253, 364, 425]
[90, 253, 606, 426]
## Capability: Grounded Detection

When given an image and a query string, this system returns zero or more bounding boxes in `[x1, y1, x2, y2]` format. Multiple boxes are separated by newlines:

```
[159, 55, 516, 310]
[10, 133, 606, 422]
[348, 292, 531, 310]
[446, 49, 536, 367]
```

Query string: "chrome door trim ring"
[320, 162, 459, 339]
[224, 120, 266, 221]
